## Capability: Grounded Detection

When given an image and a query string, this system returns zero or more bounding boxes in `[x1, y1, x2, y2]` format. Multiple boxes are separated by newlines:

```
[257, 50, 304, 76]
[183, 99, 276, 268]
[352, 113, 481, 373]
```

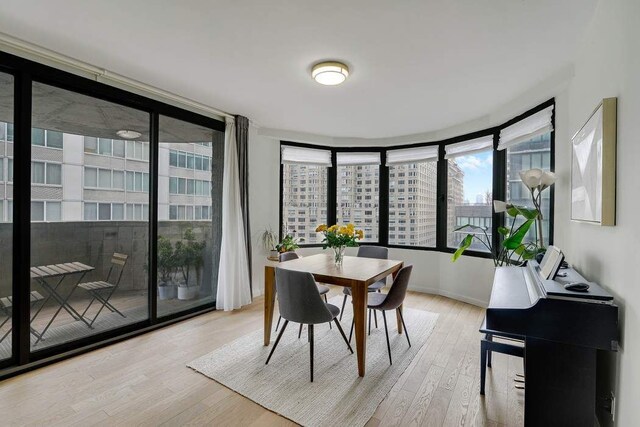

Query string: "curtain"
[216, 117, 252, 311]
[235, 115, 252, 297]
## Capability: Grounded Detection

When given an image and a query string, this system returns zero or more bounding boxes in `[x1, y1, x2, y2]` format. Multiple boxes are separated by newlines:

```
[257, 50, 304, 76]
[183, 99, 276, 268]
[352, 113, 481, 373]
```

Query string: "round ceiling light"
[311, 61, 349, 86]
[116, 129, 142, 139]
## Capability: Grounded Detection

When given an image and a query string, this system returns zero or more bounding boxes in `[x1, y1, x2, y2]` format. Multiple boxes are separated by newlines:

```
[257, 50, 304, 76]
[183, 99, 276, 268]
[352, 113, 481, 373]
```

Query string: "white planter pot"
[178, 286, 198, 300]
[158, 282, 178, 300]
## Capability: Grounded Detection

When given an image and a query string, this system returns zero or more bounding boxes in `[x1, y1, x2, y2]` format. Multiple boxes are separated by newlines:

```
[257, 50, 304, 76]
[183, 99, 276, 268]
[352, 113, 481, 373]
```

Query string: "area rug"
[188, 297, 438, 427]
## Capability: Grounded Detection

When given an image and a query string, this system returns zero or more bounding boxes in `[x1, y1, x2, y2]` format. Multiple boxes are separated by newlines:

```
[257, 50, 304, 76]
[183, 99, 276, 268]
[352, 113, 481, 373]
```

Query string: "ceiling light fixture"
[311, 61, 349, 86]
[116, 129, 142, 139]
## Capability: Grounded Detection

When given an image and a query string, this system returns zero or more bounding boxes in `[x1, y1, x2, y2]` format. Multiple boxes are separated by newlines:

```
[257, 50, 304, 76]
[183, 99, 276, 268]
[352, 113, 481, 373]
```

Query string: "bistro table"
[264, 253, 404, 377]
[30, 262, 95, 343]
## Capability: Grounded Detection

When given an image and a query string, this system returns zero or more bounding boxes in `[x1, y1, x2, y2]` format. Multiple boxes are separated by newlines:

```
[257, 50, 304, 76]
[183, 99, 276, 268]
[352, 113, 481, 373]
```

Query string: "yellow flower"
[316, 224, 327, 232]
[347, 223, 355, 230]
[356, 229, 364, 239]
[328, 225, 338, 233]
[339, 226, 349, 235]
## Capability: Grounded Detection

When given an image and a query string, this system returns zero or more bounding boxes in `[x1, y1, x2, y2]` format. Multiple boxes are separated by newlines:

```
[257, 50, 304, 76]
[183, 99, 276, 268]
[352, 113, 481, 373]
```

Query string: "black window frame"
[0, 50, 225, 379]
[279, 98, 555, 259]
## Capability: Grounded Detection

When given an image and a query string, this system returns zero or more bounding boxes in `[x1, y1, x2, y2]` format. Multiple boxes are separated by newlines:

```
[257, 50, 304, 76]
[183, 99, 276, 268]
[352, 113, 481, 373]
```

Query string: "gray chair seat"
[326, 303, 340, 318]
[78, 281, 114, 291]
[342, 280, 384, 295]
[317, 284, 330, 295]
[365, 292, 387, 308]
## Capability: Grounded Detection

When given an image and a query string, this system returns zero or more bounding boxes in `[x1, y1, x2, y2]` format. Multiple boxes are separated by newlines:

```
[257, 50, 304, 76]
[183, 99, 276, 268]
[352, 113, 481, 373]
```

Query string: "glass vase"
[333, 246, 346, 266]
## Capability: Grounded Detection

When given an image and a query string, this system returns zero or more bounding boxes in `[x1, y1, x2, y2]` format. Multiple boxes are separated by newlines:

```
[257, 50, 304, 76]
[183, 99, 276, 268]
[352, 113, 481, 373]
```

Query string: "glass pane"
[32, 128, 45, 146]
[32, 162, 45, 184]
[46, 131, 64, 149]
[112, 170, 124, 189]
[388, 161, 437, 247]
[46, 202, 62, 221]
[169, 150, 177, 167]
[336, 163, 379, 242]
[84, 167, 97, 187]
[281, 164, 328, 244]
[447, 148, 493, 251]
[0, 72, 12, 362]
[126, 171, 134, 191]
[30, 81, 149, 352]
[98, 169, 111, 188]
[46, 163, 62, 185]
[112, 203, 124, 220]
[113, 140, 125, 158]
[506, 132, 552, 245]
[157, 115, 222, 317]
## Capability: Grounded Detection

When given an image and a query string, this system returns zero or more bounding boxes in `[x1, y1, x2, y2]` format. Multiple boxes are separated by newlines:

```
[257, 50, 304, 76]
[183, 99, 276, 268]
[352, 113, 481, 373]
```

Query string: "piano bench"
[479, 318, 525, 395]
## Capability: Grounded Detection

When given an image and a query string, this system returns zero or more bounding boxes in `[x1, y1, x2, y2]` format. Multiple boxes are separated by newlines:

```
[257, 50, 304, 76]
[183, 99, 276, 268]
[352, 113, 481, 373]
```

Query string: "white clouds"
[455, 154, 493, 171]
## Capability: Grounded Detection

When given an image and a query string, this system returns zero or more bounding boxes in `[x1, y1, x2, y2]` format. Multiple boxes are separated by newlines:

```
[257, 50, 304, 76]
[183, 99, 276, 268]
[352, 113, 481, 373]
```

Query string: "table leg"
[352, 281, 368, 377]
[392, 263, 404, 334]
[264, 266, 276, 346]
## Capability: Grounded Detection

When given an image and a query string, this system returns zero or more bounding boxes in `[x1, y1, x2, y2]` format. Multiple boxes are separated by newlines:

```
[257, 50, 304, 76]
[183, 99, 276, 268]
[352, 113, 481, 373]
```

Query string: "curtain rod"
[0, 32, 235, 120]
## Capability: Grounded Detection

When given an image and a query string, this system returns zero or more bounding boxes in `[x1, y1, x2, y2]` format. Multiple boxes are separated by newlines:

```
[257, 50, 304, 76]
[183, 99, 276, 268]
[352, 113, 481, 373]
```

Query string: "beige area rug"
[188, 296, 438, 427]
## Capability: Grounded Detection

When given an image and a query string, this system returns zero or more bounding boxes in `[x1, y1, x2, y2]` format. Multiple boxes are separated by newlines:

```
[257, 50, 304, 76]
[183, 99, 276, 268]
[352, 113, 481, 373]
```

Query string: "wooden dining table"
[264, 253, 404, 377]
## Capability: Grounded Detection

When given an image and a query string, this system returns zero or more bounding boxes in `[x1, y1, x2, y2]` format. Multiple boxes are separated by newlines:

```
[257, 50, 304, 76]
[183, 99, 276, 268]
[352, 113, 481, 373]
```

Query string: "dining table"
[264, 253, 404, 377]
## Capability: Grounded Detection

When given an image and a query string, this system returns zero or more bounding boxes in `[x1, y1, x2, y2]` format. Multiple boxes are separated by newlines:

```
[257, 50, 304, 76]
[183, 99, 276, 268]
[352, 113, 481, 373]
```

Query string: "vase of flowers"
[316, 223, 364, 266]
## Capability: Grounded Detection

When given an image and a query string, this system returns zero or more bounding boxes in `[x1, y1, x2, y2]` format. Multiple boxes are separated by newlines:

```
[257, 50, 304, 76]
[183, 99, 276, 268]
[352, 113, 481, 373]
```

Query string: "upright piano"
[484, 261, 618, 426]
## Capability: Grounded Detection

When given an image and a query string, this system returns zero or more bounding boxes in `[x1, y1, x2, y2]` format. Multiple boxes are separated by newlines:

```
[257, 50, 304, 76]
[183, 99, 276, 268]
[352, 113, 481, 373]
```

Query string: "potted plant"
[260, 226, 279, 261]
[157, 236, 178, 300]
[275, 233, 303, 256]
[316, 223, 364, 266]
[175, 228, 206, 300]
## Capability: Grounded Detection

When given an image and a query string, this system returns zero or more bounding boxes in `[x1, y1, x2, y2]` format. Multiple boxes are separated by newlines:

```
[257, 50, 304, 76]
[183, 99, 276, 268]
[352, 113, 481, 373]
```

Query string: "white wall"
[553, 0, 639, 424]
[248, 2, 638, 422]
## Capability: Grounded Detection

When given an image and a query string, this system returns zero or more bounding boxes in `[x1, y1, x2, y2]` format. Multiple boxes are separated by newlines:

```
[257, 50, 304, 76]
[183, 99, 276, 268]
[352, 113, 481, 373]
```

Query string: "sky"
[453, 151, 493, 203]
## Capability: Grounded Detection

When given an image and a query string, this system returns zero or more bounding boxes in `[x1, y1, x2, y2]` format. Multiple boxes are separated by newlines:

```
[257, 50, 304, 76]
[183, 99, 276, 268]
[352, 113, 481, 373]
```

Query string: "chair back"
[106, 253, 128, 288]
[275, 267, 333, 324]
[279, 251, 299, 262]
[357, 245, 388, 260]
[379, 265, 413, 311]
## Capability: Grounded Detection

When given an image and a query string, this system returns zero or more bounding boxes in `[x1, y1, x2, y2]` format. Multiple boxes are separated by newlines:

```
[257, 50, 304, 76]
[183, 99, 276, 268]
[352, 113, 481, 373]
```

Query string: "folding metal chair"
[77, 253, 128, 328]
[0, 291, 45, 344]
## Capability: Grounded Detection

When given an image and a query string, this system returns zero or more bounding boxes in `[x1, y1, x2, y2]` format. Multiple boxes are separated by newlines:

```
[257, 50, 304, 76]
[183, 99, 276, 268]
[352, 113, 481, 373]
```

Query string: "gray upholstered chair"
[349, 265, 413, 365]
[340, 246, 389, 327]
[275, 251, 332, 337]
[266, 267, 353, 382]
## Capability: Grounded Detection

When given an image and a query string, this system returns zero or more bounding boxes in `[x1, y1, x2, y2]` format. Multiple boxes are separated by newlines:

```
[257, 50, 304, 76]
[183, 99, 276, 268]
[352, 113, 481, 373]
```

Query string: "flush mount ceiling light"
[116, 129, 142, 139]
[311, 61, 349, 86]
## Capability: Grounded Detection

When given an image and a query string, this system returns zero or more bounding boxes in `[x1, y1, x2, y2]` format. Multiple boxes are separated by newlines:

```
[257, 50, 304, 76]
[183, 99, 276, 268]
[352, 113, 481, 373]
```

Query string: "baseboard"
[407, 284, 488, 308]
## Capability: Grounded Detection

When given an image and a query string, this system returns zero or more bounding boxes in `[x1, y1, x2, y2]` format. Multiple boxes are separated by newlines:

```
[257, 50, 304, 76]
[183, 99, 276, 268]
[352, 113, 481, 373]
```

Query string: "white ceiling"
[0, 0, 597, 138]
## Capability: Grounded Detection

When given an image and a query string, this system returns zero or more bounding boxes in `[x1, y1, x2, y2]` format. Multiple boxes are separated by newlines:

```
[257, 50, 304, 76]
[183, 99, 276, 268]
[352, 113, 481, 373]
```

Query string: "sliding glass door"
[29, 82, 151, 352]
[157, 115, 223, 317]
[0, 71, 14, 363]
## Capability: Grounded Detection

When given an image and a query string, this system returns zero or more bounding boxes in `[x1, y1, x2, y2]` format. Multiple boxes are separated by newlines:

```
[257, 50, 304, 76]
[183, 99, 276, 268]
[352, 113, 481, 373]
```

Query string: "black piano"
[483, 261, 618, 426]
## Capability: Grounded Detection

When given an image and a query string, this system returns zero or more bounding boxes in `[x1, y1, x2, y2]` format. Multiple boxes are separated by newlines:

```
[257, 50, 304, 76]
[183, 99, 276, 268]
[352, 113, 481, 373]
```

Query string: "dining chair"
[339, 246, 389, 328]
[349, 265, 413, 365]
[75, 253, 128, 328]
[275, 251, 332, 337]
[266, 267, 353, 382]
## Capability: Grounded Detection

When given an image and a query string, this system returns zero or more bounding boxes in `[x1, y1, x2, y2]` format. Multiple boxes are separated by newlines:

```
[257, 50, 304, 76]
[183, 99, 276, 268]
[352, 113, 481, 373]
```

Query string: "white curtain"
[216, 117, 252, 311]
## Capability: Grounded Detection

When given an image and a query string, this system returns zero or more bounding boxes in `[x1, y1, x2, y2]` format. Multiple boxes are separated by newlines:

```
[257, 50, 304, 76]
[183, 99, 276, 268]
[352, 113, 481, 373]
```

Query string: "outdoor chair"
[0, 291, 45, 344]
[76, 253, 128, 328]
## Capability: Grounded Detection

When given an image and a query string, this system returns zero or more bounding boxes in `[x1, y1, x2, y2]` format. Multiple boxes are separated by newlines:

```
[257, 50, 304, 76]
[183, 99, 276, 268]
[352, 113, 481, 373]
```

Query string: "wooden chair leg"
[309, 324, 314, 382]
[339, 295, 348, 321]
[382, 310, 392, 365]
[266, 320, 289, 365]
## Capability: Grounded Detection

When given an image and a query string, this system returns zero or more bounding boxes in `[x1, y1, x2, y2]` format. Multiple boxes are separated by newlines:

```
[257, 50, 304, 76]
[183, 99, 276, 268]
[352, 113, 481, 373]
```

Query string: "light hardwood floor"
[0, 288, 524, 426]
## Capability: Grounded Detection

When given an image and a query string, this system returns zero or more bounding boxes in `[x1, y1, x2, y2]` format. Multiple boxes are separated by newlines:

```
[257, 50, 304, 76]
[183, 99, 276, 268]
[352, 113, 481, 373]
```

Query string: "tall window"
[281, 146, 331, 244]
[0, 72, 13, 362]
[157, 115, 223, 317]
[387, 146, 438, 247]
[30, 81, 150, 352]
[336, 152, 380, 242]
[499, 105, 554, 245]
[445, 136, 494, 251]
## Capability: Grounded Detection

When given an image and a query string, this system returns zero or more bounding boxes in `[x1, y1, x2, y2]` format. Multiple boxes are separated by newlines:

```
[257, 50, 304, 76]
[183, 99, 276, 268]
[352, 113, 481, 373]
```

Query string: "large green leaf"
[506, 205, 539, 220]
[452, 234, 474, 262]
[454, 224, 487, 232]
[497, 226, 509, 236]
[503, 219, 535, 249]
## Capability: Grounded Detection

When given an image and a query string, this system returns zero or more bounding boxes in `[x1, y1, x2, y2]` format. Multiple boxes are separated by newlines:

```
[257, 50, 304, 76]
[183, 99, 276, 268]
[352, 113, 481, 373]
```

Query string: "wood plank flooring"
[0, 288, 524, 426]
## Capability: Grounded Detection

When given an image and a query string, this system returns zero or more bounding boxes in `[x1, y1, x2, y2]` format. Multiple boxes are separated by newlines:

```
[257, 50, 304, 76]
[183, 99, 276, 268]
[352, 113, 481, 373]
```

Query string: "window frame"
[278, 99, 555, 256]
